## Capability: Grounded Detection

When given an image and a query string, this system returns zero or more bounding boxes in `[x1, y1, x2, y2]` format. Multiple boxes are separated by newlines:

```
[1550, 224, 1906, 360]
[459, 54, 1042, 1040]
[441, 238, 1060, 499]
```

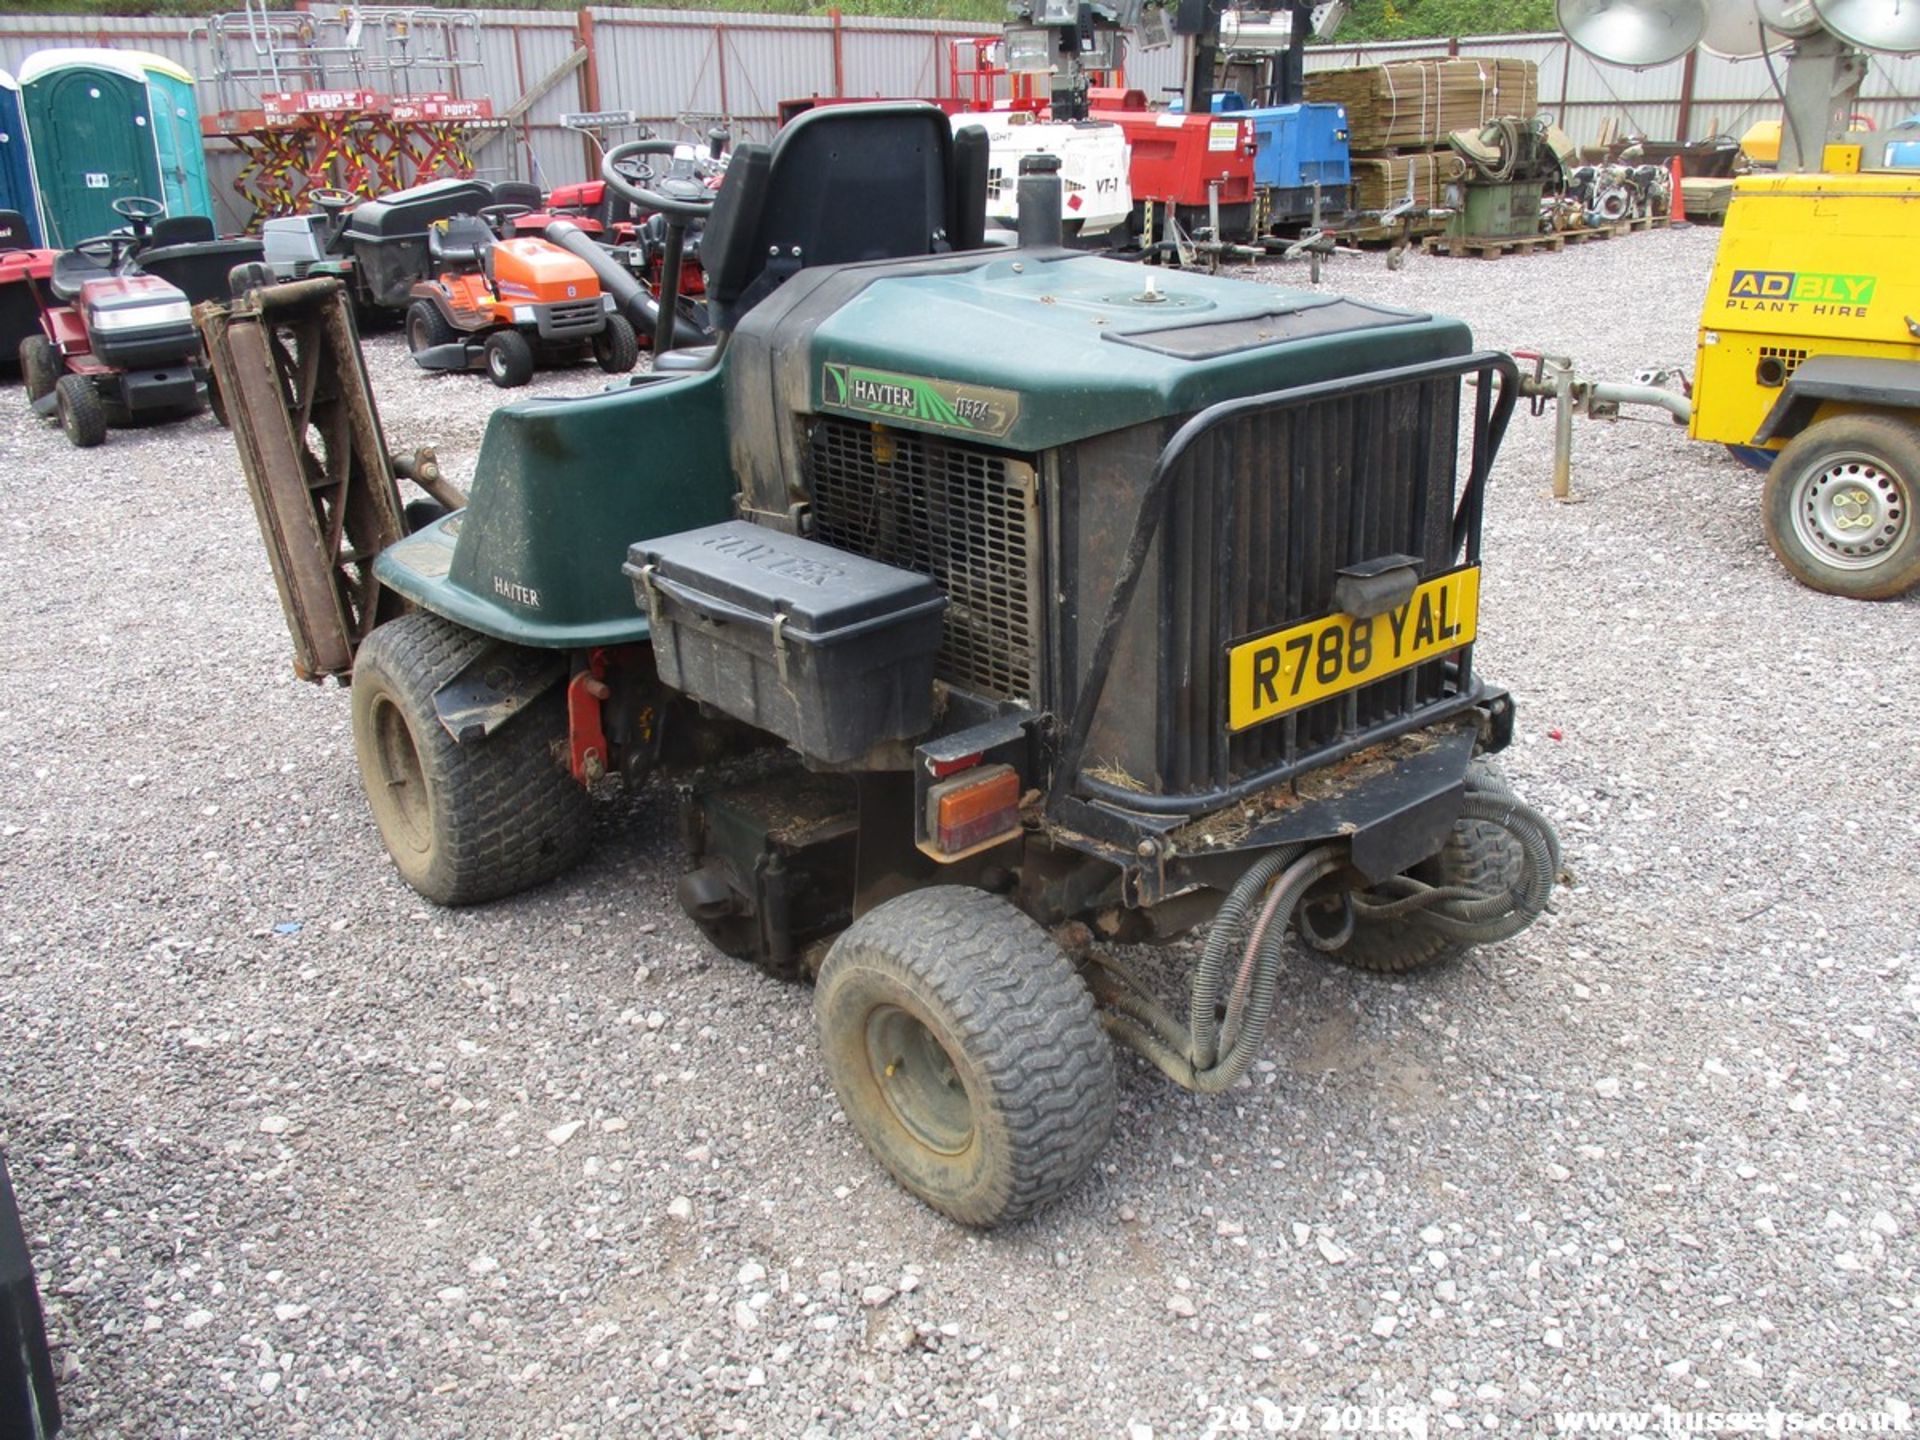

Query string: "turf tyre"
[815, 886, 1115, 1228]
[591, 313, 639, 374]
[405, 299, 456, 354]
[484, 329, 534, 388]
[18, 334, 59, 403]
[54, 374, 106, 448]
[350, 612, 592, 905]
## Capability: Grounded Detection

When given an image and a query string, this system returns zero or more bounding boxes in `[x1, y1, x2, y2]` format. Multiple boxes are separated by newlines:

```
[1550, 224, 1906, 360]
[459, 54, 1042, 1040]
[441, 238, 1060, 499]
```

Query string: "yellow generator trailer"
[1692, 170, 1920, 599]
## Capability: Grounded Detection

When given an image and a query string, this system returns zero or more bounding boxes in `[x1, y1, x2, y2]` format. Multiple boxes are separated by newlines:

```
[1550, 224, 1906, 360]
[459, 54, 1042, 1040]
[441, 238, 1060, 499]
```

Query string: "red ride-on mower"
[18, 196, 208, 448]
[404, 204, 639, 388]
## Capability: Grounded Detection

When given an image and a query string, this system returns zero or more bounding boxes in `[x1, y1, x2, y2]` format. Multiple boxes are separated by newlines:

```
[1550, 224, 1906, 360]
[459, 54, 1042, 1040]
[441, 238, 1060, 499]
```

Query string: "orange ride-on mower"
[404, 204, 639, 388]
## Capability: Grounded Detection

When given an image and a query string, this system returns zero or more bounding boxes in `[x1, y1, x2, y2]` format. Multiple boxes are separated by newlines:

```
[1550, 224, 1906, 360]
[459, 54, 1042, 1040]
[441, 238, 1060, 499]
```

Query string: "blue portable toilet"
[0, 68, 41, 246]
[19, 48, 214, 247]
[1211, 95, 1352, 228]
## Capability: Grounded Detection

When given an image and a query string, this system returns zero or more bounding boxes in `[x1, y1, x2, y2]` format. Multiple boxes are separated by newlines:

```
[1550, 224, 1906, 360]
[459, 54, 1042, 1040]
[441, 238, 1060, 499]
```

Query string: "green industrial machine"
[213, 104, 1561, 1227]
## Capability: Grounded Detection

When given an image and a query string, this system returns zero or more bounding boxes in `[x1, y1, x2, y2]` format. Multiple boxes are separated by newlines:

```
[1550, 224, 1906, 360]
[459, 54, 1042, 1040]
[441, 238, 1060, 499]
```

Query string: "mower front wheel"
[17, 334, 59, 404]
[350, 613, 593, 906]
[1763, 415, 1920, 600]
[592, 314, 640, 374]
[54, 374, 106, 448]
[484, 330, 534, 388]
[815, 887, 1116, 1228]
[405, 300, 455, 355]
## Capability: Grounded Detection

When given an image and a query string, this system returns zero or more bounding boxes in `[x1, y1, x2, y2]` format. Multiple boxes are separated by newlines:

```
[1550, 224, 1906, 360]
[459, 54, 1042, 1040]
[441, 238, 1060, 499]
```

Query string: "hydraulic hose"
[1348, 781, 1563, 946]
[1096, 845, 1343, 1095]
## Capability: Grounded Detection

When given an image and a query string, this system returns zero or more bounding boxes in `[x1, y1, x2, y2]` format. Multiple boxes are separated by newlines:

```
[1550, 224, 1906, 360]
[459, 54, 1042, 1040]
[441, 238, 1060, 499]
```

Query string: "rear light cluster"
[924, 763, 1021, 858]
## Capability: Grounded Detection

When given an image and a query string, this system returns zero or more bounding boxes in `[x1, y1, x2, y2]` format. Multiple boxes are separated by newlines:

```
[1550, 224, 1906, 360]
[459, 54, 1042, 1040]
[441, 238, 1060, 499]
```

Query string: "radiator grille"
[807, 418, 1042, 703]
[541, 298, 604, 334]
[1160, 374, 1466, 793]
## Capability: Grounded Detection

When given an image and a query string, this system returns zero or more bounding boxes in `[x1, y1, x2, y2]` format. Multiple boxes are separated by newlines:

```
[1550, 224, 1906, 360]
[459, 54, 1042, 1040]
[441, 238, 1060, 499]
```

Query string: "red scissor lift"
[201, 6, 504, 227]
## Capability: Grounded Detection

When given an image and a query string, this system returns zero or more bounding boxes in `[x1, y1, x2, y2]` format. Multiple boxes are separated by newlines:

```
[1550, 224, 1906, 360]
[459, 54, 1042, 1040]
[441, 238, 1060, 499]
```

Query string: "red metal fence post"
[832, 8, 845, 98]
[577, 6, 600, 177]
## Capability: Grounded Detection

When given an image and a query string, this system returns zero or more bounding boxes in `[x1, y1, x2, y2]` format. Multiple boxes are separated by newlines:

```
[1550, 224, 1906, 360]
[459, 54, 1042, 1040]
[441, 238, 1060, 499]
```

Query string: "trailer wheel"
[1329, 761, 1521, 976]
[484, 330, 534, 388]
[592, 313, 639, 374]
[1763, 415, 1920, 600]
[405, 300, 455, 354]
[17, 334, 59, 404]
[350, 612, 592, 906]
[54, 375, 106, 449]
[815, 887, 1115, 1228]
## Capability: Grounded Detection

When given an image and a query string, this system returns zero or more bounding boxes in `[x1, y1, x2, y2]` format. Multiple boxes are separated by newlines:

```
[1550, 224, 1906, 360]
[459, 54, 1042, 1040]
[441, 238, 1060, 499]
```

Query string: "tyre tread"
[352, 613, 592, 905]
[817, 887, 1116, 1227]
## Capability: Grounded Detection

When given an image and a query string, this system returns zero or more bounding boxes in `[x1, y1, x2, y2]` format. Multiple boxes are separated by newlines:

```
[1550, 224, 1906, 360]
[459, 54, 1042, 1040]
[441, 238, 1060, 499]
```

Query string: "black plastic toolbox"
[626, 520, 946, 764]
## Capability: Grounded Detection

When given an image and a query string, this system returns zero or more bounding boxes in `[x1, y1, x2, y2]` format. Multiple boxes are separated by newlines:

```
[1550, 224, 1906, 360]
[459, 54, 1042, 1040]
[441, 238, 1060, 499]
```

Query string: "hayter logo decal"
[1726, 269, 1876, 317]
[822, 363, 1019, 438]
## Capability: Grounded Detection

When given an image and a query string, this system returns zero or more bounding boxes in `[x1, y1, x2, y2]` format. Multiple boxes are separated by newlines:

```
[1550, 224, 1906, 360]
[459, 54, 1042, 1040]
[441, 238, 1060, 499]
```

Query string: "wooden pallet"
[1421, 230, 1576, 258]
[1420, 214, 1669, 258]
[1327, 219, 1446, 249]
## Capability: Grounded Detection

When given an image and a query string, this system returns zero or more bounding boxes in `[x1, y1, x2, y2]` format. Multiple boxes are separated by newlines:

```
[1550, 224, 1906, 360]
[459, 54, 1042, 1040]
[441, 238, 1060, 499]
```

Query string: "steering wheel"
[478, 203, 533, 237]
[305, 186, 357, 214]
[602, 139, 717, 220]
[112, 194, 167, 247]
[74, 232, 134, 270]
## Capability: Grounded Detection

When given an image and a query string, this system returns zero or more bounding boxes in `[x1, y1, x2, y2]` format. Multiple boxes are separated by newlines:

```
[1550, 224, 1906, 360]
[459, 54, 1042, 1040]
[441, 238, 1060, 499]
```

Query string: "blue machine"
[1209, 93, 1351, 229]
[0, 68, 42, 246]
[1880, 113, 1920, 169]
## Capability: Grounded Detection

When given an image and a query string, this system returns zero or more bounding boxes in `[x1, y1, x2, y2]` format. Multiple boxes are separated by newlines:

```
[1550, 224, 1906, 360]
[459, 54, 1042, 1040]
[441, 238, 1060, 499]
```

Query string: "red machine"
[1088, 87, 1257, 240]
[0, 212, 58, 375]
[18, 198, 209, 449]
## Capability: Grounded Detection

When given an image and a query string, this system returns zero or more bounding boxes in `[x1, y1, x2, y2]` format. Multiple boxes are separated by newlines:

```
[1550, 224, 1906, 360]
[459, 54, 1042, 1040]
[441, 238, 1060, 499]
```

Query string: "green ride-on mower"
[216, 104, 1561, 1228]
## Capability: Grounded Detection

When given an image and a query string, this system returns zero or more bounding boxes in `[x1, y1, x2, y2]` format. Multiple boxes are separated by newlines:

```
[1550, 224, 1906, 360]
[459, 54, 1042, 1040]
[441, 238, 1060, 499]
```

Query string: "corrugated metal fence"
[0, 10, 1912, 232]
[0, 8, 1180, 230]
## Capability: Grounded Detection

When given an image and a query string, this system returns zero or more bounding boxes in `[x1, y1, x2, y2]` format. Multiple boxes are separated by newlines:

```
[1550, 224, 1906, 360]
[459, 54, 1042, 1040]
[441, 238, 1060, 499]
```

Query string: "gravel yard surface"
[3, 227, 1916, 1439]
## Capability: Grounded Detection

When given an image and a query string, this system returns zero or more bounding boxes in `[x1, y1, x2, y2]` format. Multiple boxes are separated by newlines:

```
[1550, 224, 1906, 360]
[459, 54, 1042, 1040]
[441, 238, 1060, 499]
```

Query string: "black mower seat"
[147, 214, 217, 248]
[698, 101, 989, 334]
[50, 248, 112, 302]
[429, 214, 495, 268]
[491, 181, 542, 211]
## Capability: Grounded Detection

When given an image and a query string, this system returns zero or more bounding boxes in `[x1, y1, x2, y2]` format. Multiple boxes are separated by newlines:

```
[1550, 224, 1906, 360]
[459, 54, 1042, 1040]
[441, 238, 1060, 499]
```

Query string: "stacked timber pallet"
[1307, 58, 1539, 231]
[1307, 58, 1538, 151]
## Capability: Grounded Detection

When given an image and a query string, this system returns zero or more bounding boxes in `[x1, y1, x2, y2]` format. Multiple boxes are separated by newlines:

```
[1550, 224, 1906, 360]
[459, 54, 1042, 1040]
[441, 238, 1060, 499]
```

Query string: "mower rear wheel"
[18, 334, 59, 404]
[1325, 761, 1521, 976]
[54, 374, 106, 449]
[1763, 415, 1920, 601]
[484, 330, 534, 388]
[815, 887, 1116, 1228]
[405, 300, 455, 354]
[350, 612, 593, 906]
[592, 314, 639, 374]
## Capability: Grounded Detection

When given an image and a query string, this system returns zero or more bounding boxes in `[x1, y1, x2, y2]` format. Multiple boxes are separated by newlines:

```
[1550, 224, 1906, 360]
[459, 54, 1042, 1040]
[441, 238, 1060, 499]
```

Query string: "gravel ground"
[3, 227, 1917, 1439]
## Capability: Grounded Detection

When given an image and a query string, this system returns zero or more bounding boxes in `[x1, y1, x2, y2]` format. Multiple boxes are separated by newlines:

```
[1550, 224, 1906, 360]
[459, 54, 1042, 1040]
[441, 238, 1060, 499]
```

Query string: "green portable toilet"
[143, 62, 214, 222]
[19, 48, 213, 247]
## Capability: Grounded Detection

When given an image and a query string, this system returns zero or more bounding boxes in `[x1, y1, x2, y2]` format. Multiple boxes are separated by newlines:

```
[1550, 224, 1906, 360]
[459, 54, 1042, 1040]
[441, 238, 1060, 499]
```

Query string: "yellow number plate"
[1226, 566, 1479, 733]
